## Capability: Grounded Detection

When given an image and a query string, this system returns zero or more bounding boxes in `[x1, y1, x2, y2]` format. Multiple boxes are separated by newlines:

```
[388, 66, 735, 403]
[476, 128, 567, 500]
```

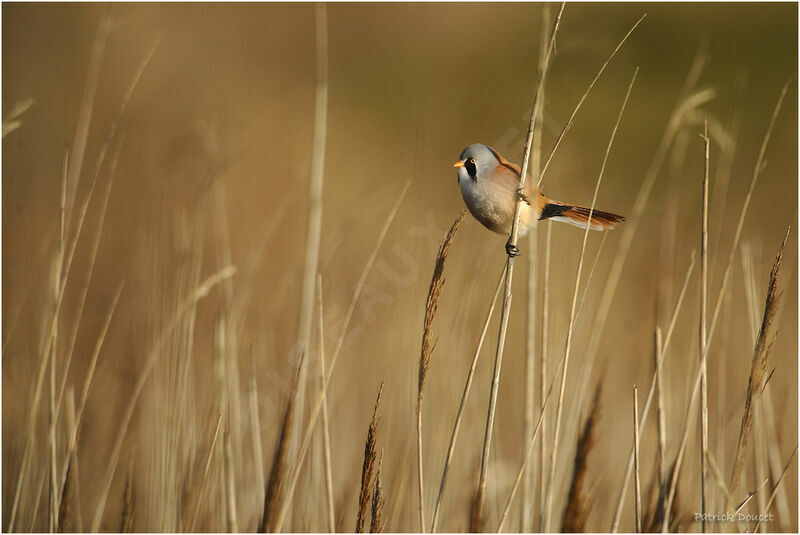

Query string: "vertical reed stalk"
[633, 386, 641, 533]
[316, 276, 336, 532]
[654, 327, 666, 524]
[249, 371, 266, 525]
[538, 223, 552, 531]
[523, 8, 549, 530]
[699, 118, 710, 532]
[293, 1, 329, 458]
[224, 431, 239, 532]
[475, 6, 564, 527]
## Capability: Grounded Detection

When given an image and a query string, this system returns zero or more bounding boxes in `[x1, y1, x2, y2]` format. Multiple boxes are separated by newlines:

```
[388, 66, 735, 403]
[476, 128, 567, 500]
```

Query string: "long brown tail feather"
[540, 201, 625, 231]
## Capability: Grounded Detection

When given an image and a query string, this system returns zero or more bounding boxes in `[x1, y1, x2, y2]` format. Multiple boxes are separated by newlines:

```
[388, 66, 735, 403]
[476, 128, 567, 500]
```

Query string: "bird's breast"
[459, 176, 530, 235]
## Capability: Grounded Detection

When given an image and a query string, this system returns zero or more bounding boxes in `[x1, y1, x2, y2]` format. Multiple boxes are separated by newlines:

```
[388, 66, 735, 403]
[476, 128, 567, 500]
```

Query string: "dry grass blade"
[545, 67, 638, 531]
[2, 97, 34, 137]
[64, 8, 109, 225]
[654, 327, 667, 523]
[633, 386, 642, 533]
[699, 118, 710, 532]
[729, 228, 789, 498]
[189, 414, 223, 532]
[316, 276, 336, 532]
[732, 478, 768, 516]
[431, 264, 505, 532]
[523, 8, 550, 530]
[538, 223, 552, 532]
[260, 352, 306, 533]
[417, 209, 465, 532]
[224, 431, 239, 532]
[753, 446, 798, 532]
[292, 2, 329, 456]
[561, 384, 602, 533]
[358, 383, 384, 533]
[371, 452, 385, 533]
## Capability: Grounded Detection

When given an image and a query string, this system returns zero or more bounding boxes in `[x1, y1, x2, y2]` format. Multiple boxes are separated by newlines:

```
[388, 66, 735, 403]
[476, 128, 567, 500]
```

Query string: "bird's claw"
[515, 187, 530, 204]
[505, 239, 520, 258]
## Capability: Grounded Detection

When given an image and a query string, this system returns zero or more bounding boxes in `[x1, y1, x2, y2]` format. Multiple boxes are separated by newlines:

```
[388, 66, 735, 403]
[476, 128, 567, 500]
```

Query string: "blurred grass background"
[2, 2, 797, 532]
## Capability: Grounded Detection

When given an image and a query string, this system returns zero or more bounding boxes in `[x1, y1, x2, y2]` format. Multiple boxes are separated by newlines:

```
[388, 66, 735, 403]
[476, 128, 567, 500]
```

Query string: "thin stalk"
[475, 5, 565, 526]
[249, 372, 266, 525]
[292, 1, 329, 459]
[544, 68, 638, 531]
[633, 386, 641, 533]
[431, 265, 506, 532]
[49, 150, 68, 532]
[224, 431, 239, 532]
[699, 118, 710, 532]
[317, 276, 336, 532]
[189, 414, 223, 532]
[523, 8, 550, 530]
[654, 327, 666, 524]
[538, 223, 552, 531]
[752, 446, 798, 533]
[416, 409, 425, 532]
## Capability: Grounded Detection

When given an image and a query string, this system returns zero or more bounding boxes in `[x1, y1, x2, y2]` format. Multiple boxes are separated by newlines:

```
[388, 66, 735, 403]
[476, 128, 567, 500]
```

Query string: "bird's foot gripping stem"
[505, 237, 520, 258]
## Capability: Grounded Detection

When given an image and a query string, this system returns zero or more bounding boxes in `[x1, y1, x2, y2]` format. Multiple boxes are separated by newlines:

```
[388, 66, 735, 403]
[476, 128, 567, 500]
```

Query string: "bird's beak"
[453, 161, 465, 168]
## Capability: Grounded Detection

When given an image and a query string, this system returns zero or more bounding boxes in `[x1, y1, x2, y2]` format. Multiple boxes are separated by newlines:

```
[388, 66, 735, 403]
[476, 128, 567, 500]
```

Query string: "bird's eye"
[465, 158, 477, 177]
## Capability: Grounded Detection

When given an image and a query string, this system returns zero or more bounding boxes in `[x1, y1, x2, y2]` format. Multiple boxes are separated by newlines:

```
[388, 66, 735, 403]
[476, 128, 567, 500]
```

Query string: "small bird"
[454, 143, 625, 256]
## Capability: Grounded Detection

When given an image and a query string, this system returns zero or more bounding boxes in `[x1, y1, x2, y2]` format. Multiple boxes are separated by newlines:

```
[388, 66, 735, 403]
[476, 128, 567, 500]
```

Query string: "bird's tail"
[539, 201, 625, 231]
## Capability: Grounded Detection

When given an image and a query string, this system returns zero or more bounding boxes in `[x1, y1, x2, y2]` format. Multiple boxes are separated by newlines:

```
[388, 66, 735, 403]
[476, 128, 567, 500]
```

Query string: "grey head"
[455, 143, 501, 182]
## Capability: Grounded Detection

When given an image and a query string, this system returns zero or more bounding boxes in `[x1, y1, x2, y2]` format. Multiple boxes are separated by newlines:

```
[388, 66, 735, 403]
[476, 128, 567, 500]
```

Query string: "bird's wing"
[486, 147, 547, 214]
